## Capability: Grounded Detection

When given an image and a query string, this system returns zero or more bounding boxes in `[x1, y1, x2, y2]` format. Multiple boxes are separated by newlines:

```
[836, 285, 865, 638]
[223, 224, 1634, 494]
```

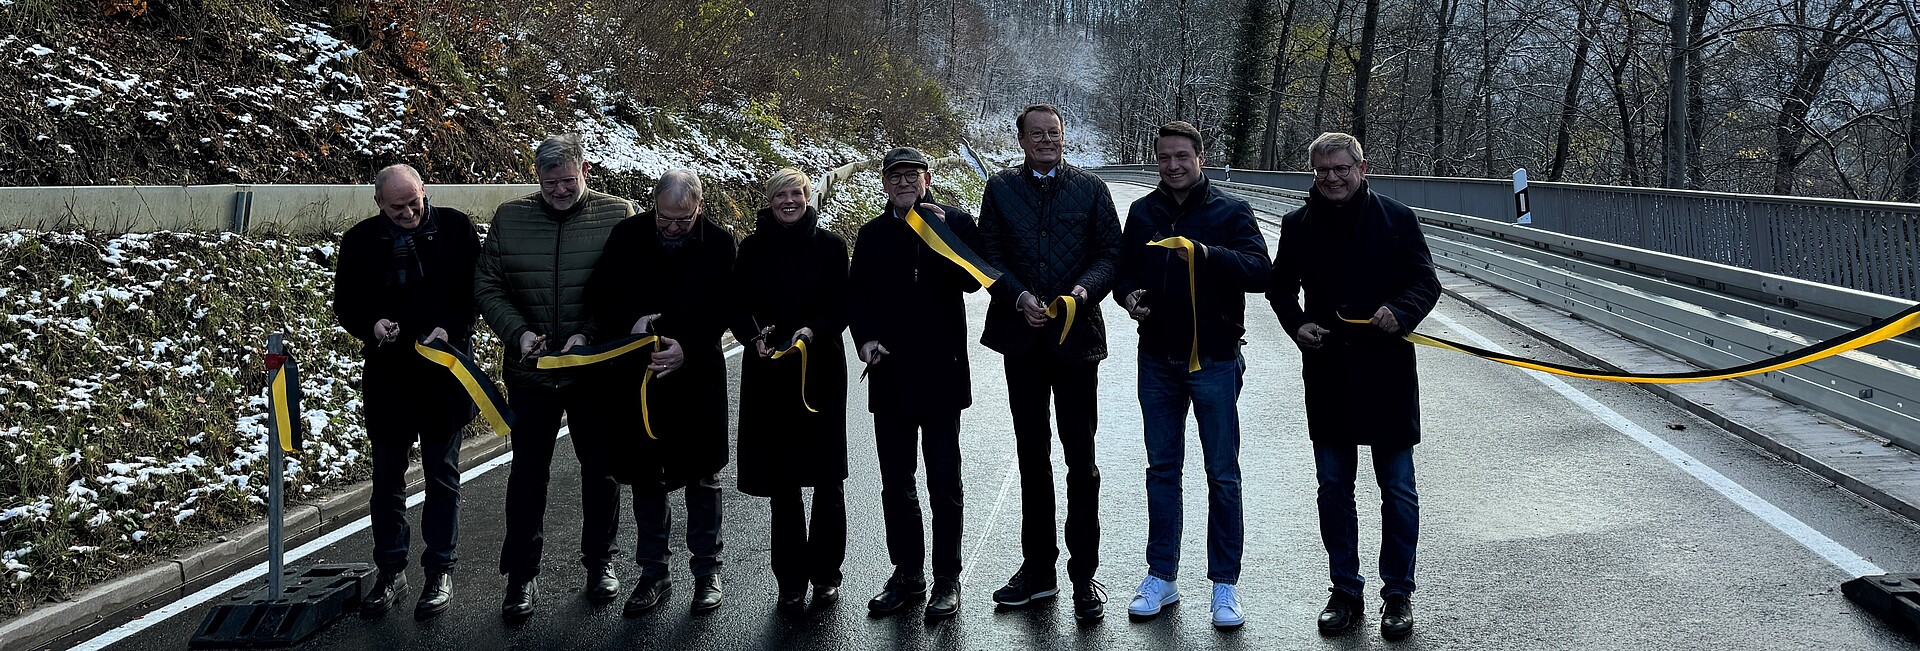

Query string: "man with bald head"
[333, 163, 482, 620]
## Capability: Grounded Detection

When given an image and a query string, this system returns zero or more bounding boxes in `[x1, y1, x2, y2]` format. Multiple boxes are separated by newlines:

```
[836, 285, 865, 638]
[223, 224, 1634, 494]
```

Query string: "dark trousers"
[1315, 443, 1419, 598]
[633, 475, 725, 578]
[874, 411, 964, 579]
[770, 482, 846, 591]
[367, 410, 462, 575]
[499, 383, 622, 581]
[1004, 348, 1101, 582]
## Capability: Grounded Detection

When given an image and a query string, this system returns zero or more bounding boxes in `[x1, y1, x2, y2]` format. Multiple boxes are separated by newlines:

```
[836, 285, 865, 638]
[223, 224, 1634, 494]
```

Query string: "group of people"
[330, 103, 1440, 641]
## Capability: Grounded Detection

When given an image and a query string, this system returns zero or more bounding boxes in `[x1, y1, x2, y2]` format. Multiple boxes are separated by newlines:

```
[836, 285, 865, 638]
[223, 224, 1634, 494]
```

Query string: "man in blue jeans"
[1267, 132, 1440, 640]
[1113, 121, 1271, 629]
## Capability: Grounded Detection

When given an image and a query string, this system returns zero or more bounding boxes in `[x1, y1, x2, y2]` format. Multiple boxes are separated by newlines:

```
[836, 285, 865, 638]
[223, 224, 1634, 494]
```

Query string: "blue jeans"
[1140, 351, 1245, 585]
[1314, 443, 1418, 598]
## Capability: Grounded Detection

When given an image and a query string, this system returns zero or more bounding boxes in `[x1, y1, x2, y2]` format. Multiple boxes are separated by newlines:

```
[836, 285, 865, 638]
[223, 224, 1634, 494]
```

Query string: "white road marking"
[961, 451, 1021, 585]
[1426, 311, 1885, 578]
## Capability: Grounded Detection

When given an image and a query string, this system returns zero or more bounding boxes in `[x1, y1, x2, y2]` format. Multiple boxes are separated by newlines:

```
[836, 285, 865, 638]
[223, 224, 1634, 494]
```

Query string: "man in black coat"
[847, 147, 983, 621]
[1266, 132, 1440, 641]
[332, 164, 479, 620]
[976, 104, 1123, 621]
[580, 169, 736, 616]
[1114, 122, 1271, 629]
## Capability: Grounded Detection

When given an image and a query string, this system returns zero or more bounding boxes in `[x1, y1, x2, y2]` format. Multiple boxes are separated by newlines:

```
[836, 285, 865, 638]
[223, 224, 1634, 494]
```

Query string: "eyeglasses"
[885, 171, 925, 185]
[655, 215, 696, 226]
[540, 176, 579, 188]
[1024, 130, 1064, 142]
[1312, 164, 1359, 178]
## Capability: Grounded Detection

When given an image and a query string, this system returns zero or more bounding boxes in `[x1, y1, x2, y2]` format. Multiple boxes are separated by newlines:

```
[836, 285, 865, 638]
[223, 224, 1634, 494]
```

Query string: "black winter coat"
[332, 207, 480, 431]
[1267, 185, 1441, 448]
[976, 163, 1123, 361]
[729, 207, 850, 496]
[1114, 178, 1272, 364]
[847, 197, 983, 416]
[583, 212, 737, 491]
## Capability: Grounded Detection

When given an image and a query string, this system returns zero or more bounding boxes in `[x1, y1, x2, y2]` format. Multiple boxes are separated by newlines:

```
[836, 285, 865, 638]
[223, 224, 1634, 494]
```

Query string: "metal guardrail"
[1096, 167, 1920, 452]
[1098, 164, 1920, 301]
[0, 184, 540, 234]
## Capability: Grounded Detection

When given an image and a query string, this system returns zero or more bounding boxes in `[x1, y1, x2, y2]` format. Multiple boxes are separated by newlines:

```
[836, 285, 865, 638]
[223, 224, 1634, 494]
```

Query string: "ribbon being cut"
[1337, 301, 1920, 383]
[413, 338, 516, 437]
[769, 333, 817, 413]
[535, 333, 663, 438]
[1146, 236, 1203, 372]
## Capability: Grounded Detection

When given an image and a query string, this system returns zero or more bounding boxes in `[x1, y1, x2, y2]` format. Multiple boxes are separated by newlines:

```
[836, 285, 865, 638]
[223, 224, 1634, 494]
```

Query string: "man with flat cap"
[847, 147, 984, 621]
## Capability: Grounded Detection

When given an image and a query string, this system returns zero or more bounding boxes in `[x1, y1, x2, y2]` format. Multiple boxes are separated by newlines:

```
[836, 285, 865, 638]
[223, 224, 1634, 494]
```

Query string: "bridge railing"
[1096, 166, 1920, 452]
[1097, 165, 1920, 301]
[0, 184, 540, 234]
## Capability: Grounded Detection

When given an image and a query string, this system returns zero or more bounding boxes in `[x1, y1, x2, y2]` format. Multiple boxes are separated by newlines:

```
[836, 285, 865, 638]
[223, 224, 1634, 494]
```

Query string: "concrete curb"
[1437, 275, 1920, 527]
[4, 431, 516, 651]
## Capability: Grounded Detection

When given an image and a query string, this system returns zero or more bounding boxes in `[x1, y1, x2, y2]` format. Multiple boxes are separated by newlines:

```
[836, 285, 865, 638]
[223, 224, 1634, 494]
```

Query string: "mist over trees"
[888, 0, 1920, 201]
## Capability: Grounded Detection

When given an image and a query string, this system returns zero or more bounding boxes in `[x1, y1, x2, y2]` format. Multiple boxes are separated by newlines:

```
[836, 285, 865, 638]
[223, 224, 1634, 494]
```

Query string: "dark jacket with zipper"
[1267, 184, 1440, 448]
[583, 212, 737, 491]
[333, 206, 480, 430]
[1114, 177, 1272, 365]
[847, 194, 983, 416]
[976, 163, 1123, 361]
[729, 206, 849, 496]
[474, 190, 633, 389]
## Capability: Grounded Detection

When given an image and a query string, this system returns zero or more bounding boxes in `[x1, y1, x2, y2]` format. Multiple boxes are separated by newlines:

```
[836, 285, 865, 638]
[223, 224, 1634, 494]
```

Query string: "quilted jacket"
[474, 189, 633, 388]
[975, 163, 1123, 362]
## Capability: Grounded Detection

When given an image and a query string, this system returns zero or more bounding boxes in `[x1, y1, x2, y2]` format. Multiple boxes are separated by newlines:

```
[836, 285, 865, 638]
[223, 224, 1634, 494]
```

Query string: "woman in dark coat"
[730, 168, 850, 613]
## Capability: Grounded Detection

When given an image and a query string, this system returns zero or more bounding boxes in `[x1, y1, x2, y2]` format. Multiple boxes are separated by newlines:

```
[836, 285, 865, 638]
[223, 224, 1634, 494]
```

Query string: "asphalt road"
[74, 181, 1920, 650]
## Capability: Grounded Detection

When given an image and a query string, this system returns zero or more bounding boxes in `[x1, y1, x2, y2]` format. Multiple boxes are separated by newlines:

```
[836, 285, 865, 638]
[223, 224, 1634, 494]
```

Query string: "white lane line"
[71, 428, 568, 651]
[960, 451, 1021, 584]
[725, 344, 744, 358]
[1427, 311, 1885, 578]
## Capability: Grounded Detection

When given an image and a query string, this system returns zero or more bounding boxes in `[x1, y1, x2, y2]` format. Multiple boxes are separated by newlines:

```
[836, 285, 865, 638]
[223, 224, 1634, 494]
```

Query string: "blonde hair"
[763, 168, 812, 203]
[1307, 132, 1365, 164]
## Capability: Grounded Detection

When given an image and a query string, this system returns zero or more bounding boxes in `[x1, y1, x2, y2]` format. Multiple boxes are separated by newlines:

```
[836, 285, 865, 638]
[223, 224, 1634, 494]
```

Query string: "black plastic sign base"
[1842, 573, 1920, 639]
[188, 563, 375, 648]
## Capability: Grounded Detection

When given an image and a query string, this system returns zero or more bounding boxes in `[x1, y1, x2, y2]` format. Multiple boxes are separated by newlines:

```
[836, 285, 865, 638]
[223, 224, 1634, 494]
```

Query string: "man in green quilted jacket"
[475, 134, 635, 622]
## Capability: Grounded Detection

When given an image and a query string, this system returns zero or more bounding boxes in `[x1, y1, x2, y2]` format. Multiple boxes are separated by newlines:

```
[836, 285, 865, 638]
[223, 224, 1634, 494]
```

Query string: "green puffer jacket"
[475, 190, 634, 388]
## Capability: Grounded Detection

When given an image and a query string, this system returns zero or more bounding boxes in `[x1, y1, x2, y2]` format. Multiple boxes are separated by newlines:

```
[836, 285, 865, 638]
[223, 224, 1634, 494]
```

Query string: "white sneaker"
[1127, 575, 1180, 618]
[1211, 583, 1245, 628]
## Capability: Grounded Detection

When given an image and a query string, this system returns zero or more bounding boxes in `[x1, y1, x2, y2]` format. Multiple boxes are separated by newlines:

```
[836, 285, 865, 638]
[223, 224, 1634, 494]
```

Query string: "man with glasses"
[580, 169, 735, 616]
[1115, 122, 1271, 629]
[476, 134, 634, 621]
[1265, 132, 1439, 640]
[333, 164, 479, 620]
[976, 103, 1122, 621]
[848, 147, 984, 621]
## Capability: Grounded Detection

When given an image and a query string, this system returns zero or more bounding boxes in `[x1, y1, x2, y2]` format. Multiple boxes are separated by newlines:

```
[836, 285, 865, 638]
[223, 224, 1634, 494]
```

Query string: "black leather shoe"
[691, 575, 723, 613]
[413, 572, 452, 620]
[585, 564, 620, 601]
[777, 586, 807, 615]
[925, 577, 960, 621]
[1381, 593, 1414, 640]
[1072, 577, 1106, 622]
[991, 566, 1058, 606]
[501, 576, 539, 622]
[360, 570, 407, 617]
[867, 570, 927, 616]
[812, 583, 840, 607]
[622, 576, 672, 617]
[1317, 590, 1363, 635]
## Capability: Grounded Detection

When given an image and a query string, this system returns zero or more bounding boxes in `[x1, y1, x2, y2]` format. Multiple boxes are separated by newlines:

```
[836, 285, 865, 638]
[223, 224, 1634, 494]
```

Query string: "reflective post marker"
[265, 333, 284, 600]
[1514, 168, 1533, 225]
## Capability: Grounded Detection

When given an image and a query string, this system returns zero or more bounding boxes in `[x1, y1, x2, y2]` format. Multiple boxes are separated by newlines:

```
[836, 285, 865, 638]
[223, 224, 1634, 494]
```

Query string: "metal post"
[265, 333, 284, 600]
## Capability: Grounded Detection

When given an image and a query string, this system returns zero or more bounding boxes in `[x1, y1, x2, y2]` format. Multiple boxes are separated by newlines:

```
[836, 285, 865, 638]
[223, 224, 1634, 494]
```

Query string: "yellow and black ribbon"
[768, 335, 818, 414]
[903, 207, 1001, 288]
[536, 334, 662, 438]
[1337, 301, 1920, 384]
[1147, 236, 1203, 372]
[414, 339, 515, 437]
[264, 352, 302, 452]
[1045, 295, 1079, 345]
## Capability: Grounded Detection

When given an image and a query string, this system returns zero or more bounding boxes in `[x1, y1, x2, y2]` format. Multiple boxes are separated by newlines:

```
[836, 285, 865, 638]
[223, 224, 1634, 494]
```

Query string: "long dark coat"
[1267, 184, 1441, 448]
[729, 207, 850, 496]
[846, 195, 984, 416]
[332, 207, 480, 432]
[583, 212, 736, 492]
